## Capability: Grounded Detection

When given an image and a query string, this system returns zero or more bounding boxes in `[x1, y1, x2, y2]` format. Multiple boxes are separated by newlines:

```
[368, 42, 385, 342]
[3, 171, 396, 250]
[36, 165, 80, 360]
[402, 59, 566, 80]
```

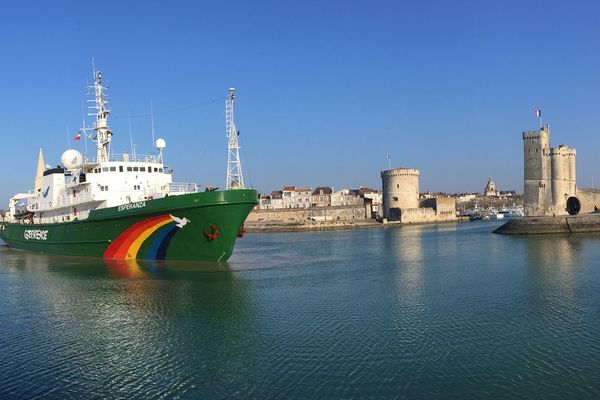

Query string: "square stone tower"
[523, 125, 576, 216]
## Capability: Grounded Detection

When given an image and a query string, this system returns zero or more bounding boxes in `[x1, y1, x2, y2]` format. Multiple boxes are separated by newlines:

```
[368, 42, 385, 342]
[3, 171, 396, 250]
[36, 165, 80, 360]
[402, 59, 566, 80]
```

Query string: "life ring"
[203, 224, 219, 240]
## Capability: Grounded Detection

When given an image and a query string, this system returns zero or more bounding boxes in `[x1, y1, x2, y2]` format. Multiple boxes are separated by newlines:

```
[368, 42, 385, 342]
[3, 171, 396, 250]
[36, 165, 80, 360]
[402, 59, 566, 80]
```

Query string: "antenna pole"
[226, 88, 245, 189]
[150, 100, 156, 148]
[128, 112, 134, 157]
[86, 67, 112, 162]
[81, 101, 88, 157]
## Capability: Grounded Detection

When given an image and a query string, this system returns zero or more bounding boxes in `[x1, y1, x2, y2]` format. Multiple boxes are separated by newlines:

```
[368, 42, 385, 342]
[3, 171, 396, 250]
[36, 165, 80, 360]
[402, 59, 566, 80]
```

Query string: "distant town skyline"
[2, 1, 600, 203]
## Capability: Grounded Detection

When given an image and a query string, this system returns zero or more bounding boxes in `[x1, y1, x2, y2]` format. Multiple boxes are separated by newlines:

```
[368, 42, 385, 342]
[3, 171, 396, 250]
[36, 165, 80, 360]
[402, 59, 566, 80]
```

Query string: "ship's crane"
[226, 88, 244, 190]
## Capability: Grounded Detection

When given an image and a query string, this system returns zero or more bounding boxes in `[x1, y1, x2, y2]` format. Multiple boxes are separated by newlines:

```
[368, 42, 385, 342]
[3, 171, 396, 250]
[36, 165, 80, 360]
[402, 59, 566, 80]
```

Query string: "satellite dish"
[61, 149, 84, 169]
[155, 138, 166, 150]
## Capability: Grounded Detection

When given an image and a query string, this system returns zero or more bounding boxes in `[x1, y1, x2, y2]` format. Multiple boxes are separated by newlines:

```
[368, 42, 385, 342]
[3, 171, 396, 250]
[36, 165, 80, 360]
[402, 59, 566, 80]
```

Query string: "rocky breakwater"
[494, 213, 600, 234]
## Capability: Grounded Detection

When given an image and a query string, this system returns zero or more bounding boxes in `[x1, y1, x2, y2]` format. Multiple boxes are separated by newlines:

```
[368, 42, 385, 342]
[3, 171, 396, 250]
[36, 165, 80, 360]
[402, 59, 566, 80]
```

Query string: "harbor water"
[1, 221, 600, 399]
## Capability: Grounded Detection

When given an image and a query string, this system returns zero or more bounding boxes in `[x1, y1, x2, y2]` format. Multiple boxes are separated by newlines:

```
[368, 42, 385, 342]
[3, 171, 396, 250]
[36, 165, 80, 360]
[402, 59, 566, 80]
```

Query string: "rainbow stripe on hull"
[103, 215, 179, 260]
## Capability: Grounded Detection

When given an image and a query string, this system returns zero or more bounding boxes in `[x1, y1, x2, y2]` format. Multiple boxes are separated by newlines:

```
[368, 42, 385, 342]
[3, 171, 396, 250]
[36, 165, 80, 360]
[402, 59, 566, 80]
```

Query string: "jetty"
[494, 213, 600, 234]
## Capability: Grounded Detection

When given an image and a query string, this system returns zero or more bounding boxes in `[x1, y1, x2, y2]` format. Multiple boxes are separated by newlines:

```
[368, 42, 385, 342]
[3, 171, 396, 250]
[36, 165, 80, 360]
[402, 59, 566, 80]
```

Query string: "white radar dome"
[61, 149, 84, 169]
[155, 138, 166, 150]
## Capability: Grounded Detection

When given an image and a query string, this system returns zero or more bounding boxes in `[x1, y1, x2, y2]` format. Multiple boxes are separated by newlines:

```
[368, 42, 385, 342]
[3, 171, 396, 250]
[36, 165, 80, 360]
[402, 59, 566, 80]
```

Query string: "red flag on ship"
[74, 133, 81, 141]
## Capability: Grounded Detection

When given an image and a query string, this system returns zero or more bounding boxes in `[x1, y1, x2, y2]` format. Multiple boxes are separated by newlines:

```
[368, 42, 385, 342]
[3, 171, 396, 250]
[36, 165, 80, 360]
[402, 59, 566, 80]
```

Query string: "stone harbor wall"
[576, 188, 600, 214]
[399, 205, 456, 224]
[494, 213, 600, 234]
[247, 205, 368, 223]
[400, 207, 437, 223]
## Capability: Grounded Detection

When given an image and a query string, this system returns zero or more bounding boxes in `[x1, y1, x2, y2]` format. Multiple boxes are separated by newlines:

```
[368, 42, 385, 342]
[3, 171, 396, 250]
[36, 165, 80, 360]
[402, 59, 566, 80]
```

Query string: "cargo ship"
[0, 68, 257, 261]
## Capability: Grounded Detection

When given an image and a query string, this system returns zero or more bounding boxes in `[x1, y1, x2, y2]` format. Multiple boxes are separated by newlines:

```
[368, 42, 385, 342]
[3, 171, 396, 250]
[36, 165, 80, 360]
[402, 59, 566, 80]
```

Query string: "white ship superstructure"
[7, 68, 198, 224]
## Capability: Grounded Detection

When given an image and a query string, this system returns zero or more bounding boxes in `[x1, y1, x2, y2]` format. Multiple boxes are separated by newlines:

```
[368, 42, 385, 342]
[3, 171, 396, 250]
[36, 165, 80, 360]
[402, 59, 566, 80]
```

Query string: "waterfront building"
[311, 187, 333, 207]
[281, 186, 312, 209]
[456, 193, 478, 203]
[359, 188, 382, 218]
[331, 189, 364, 207]
[257, 194, 272, 209]
[270, 190, 284, 209]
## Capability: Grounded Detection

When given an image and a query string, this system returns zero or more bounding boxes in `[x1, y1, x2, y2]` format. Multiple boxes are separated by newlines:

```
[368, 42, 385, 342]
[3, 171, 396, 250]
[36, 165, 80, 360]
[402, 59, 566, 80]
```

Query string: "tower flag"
[535, 109, 542, 129]
[74, 132, 82, 141]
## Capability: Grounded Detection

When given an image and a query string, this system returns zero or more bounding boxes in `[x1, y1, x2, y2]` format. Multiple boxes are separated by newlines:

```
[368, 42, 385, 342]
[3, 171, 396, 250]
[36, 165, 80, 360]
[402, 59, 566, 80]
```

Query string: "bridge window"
[133, 167, 139, 172]
[140, 167, 146, 172]
[109, 167, 116, 172]
[119, 166, 123, 172]
[127, 167, 133, 172]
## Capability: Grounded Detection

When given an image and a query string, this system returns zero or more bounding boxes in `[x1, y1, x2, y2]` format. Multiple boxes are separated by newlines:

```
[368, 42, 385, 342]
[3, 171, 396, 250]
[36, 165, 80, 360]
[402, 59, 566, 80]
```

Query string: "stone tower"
[550, 144, 576, 213]
[381, 168, 420, 220]
[523, 125, 576, 216]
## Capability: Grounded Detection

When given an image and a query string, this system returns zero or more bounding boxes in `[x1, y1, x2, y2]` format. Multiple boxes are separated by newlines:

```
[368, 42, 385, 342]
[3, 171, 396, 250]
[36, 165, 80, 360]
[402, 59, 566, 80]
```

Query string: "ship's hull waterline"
[0, 189, 257, 262]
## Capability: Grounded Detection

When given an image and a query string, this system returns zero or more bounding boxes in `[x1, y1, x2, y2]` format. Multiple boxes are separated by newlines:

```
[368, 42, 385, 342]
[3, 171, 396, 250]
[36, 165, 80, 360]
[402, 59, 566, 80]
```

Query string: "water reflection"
[383, 225, 425, 307]
[522, 234, 582, 269]
[0, 245, 257, 398]
[520, 234, 583, 291]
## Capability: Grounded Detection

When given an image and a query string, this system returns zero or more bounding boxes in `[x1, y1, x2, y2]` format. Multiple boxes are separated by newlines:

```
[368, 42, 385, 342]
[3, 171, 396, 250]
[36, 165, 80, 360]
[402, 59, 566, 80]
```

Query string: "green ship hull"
[0, 189, 257, 262]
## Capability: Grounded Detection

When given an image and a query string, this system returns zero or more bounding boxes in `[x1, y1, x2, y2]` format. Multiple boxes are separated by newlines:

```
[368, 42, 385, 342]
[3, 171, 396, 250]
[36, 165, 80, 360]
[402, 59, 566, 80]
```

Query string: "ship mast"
[226, 88, 245, 189]
[85, 68, 112, 163]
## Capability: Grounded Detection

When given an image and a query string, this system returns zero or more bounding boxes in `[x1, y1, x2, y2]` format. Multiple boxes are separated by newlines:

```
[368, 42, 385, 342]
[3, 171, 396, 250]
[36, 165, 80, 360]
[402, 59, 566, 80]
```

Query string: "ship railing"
[36, 191, 97, 211]
[108, 154, 160, 163]
[168, 183, 200, 195]
[84, 154, 161, 164]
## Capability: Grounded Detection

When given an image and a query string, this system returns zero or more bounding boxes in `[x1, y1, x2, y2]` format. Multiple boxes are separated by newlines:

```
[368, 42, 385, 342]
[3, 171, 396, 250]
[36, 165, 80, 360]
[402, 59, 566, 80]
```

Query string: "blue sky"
[1, 0, 600, 202]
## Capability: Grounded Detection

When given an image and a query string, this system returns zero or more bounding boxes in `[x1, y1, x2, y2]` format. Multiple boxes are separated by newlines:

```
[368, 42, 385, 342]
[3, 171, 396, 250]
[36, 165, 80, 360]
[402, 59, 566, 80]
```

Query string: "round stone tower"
[550, 144, 577, 214]
[381, 168, 420, 221]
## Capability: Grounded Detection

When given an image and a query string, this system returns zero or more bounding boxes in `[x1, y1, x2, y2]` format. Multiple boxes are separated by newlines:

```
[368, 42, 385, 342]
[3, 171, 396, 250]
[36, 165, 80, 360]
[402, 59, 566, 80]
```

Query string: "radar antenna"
[226, 88, 244, 189]
[83, 66, 112, 163]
